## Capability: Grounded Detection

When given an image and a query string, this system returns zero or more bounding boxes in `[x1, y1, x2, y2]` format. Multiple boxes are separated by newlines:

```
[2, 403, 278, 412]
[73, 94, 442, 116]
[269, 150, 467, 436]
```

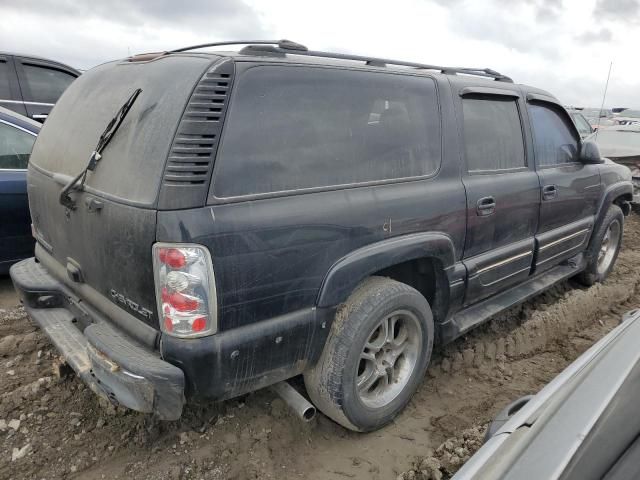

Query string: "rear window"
[212, 66, 441, 197]
[22, 64, 76, 104]
[462, 96, 526, 172]
[29, 56, 212, 206]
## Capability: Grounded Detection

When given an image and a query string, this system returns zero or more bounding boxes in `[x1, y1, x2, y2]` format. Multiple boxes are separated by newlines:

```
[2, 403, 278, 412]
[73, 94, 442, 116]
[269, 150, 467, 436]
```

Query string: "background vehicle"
[611, 107, 629, 114]
[612, 109, 640, 126]
[0, 53, 79, 122]
[568, 109, 594, 139]
[587, 125, 640, 204]
[453, 308, 640, 480]
[581, 108, 615, 130]
[0, 106, 39, 273]
[10, 40, 633, 432]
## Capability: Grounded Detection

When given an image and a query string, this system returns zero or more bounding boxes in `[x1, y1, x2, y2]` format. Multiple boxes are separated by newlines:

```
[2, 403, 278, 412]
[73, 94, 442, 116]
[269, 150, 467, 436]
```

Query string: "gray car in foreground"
[453, 308, 640, 480]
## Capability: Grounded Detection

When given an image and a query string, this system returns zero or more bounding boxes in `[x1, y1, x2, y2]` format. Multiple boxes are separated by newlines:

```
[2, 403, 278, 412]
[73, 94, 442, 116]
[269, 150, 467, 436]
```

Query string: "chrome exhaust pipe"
[270, 381, 316, 422]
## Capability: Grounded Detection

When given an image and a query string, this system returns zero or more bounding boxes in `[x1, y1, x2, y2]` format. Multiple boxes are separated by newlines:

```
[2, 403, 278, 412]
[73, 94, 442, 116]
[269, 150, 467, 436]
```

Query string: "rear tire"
[577, 204, 623, 286]
[304, 276, 434, 432]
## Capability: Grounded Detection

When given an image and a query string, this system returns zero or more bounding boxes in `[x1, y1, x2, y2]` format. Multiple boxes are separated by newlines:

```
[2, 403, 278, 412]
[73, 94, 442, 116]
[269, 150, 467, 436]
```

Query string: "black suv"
[10, 40, 633, 432]
[0, 53, 80, 121]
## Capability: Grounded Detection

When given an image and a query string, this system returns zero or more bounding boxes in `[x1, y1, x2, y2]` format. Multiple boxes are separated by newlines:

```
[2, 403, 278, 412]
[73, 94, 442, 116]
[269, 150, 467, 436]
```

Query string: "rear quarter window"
[212, 66, 441, 198]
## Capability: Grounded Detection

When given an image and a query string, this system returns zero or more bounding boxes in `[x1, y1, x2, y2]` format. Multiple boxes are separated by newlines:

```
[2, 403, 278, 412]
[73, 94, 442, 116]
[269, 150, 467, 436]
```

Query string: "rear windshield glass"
[29, 57, 211, 205]
[212, 66, 441, 197]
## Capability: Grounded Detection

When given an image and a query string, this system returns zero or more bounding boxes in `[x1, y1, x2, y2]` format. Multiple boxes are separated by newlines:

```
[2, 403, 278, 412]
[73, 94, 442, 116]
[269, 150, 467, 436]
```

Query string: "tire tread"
[304, 276, 433, 431]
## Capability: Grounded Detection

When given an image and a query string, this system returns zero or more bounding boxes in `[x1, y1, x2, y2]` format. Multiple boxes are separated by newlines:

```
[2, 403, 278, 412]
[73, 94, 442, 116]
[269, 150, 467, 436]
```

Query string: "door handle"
[32, 114, 48, 121]
[476, 196, 496, 216]
[542, 184, 558, 200]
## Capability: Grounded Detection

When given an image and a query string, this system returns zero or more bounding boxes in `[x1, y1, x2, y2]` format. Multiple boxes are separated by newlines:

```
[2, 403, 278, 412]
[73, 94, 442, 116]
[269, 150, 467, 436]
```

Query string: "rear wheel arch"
[316, 232, 456, 313]
[372, 256, 450, 328]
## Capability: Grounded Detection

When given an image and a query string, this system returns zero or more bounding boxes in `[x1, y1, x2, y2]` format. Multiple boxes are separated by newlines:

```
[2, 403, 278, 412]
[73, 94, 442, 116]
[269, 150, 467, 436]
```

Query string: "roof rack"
[170, 40, 513, 83]
[169, 39, 308, 53]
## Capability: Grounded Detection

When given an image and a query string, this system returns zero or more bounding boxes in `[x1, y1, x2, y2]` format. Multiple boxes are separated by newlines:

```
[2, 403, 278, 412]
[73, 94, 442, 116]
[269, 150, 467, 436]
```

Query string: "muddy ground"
[1, 215, 640, 480]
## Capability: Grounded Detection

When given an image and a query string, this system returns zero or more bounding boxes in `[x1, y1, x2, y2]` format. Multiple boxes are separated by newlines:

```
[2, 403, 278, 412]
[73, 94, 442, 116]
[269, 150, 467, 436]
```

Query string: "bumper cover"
[10, 258, 184, 420]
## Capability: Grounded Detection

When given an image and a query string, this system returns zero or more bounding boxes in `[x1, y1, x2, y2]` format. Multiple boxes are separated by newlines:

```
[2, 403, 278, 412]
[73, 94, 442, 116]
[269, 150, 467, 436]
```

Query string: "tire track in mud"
[1, 215, 639, 480]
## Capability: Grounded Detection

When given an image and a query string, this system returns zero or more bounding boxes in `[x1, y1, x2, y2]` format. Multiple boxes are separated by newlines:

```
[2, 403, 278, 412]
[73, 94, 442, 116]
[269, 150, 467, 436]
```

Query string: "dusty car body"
[9, 40, 633, 431]
[453, 308, 640, 480]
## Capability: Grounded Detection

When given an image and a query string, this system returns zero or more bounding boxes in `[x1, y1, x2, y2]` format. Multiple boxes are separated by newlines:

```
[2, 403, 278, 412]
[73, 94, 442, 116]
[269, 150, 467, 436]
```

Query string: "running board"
[440, 254, 586, 344]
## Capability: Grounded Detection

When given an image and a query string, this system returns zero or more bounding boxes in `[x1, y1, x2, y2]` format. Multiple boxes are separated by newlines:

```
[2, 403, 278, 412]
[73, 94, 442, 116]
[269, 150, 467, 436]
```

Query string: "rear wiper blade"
[59, 88, 142, 210]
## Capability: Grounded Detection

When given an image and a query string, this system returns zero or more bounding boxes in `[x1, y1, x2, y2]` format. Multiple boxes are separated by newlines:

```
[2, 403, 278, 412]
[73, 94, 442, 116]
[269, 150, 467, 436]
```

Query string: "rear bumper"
[10, 258, 185, 420]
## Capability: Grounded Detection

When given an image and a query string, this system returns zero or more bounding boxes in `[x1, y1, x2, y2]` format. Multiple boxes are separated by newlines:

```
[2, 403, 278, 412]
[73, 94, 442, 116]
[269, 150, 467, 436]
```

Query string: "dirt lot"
[1, 215, 640, 480]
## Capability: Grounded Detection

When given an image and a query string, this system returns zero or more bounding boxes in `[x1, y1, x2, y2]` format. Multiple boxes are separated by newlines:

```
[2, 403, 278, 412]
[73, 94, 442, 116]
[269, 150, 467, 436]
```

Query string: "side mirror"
[580, 140, 603, 164]
[484, 395, 534, 442]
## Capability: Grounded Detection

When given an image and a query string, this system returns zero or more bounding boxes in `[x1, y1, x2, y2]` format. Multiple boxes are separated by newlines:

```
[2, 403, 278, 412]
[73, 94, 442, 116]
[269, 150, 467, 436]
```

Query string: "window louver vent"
[158, 59, 234, 209]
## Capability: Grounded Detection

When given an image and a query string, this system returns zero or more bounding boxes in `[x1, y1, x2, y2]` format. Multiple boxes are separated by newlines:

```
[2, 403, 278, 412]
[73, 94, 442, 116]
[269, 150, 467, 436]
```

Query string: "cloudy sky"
[1, 0, 638, 107]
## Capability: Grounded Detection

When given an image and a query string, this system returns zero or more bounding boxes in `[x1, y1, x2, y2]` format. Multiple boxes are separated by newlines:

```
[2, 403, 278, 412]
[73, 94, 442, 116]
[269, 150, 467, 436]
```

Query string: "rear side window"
[22, 64, 75, 104]
[462, 97, 525, 173]
[529, 103, 579, 167]
[0, 60, 11, 99]
[213, 66, 441, 197]
[0, 122, 36, 169]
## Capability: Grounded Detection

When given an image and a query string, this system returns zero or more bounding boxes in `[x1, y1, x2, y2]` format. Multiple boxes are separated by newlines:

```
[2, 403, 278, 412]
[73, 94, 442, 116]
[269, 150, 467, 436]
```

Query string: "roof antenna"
[595, 61, 613, 139]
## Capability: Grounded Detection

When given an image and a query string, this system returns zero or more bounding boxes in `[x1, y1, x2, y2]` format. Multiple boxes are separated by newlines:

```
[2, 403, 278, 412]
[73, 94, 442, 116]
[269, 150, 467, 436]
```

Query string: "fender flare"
[316, 232, 457, 308]
[588, 181, 633, 250]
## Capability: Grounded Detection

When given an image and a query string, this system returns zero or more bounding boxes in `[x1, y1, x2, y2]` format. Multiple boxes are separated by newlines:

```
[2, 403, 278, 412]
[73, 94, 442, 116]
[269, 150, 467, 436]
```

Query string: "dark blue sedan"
[0, 106, 40, 274]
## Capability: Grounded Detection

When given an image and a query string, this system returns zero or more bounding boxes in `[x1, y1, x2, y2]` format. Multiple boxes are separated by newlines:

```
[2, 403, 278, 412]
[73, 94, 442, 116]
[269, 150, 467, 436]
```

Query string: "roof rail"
[169, 39, 307, 53]
[170, 40, 513, 83]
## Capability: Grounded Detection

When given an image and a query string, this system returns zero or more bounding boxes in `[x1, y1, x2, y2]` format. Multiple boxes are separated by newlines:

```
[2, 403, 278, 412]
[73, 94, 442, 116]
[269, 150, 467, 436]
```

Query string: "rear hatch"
[27, 54, 218, 329]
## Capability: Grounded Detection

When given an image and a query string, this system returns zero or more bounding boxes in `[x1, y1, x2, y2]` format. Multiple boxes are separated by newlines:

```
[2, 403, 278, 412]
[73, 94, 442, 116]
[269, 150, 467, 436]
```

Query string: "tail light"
[152, 243, 217, 338]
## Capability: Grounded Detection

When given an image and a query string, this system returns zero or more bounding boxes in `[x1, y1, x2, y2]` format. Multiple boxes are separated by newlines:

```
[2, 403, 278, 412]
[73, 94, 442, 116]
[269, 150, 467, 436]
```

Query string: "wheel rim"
[597, 220, 621, 275]
[356, 310, 422, 409]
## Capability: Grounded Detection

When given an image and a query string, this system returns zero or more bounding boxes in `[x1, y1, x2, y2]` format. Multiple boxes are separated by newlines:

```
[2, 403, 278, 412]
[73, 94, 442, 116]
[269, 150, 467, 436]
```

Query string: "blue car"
[0, 106, 39, 273]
